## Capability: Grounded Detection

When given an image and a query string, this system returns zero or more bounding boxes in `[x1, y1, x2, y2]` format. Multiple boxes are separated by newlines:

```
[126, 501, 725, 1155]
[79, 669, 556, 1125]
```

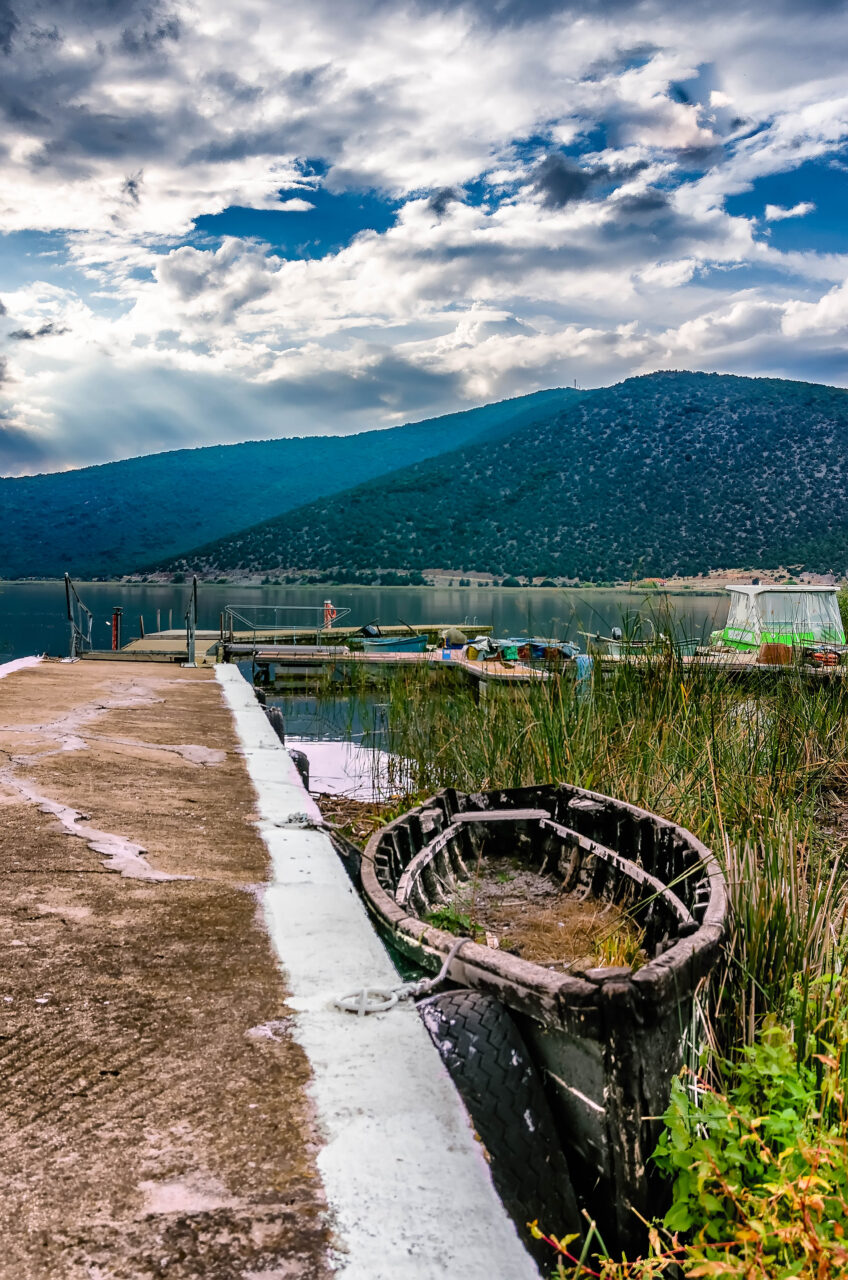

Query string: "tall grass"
[378, 656, 848, 1072]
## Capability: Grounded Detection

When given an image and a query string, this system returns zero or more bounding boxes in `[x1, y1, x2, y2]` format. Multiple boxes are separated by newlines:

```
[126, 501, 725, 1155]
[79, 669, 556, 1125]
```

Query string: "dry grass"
[439, 856, 645, 971]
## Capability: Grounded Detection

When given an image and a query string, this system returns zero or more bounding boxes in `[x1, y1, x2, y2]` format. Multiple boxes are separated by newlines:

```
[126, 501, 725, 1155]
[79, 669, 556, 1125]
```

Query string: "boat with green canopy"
[712, 584, 846, 652]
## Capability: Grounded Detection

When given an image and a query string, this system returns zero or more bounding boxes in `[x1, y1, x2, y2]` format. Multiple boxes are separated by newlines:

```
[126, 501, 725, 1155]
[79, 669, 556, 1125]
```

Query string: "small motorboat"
[579, 626, 700, 658]
[361, 632, 428, 653]
[361, 783, 726, 1252]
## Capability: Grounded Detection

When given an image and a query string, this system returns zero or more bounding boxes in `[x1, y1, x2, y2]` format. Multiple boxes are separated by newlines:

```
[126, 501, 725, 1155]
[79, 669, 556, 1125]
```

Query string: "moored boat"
[711, 583, 846, 652]
[580, 626, 700, 658]
[361, 633, 428, 653]
[361, 783, 727, 1251]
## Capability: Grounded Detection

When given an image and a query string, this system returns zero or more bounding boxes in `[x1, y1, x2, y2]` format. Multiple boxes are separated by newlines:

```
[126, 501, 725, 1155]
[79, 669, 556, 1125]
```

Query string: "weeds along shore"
[330, 657, 848, 1275]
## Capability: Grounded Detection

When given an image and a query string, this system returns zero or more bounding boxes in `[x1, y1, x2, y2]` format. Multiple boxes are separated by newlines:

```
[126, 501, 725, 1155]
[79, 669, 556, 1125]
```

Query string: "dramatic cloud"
[0, 0, 847, 473]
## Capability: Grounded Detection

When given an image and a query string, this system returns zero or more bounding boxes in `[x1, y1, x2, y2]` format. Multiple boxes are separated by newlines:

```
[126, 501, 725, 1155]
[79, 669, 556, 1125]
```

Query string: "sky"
[1, 0, 847, 475]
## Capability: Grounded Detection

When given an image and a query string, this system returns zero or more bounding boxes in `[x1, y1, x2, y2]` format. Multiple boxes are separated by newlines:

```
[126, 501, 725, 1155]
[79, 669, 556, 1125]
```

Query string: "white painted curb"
[216, 665, 540, 1280]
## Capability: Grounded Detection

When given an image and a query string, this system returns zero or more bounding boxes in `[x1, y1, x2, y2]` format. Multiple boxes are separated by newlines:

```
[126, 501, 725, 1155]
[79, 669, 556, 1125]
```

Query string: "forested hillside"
[159, 372, 848, 581]
[0, 388, 578, 578]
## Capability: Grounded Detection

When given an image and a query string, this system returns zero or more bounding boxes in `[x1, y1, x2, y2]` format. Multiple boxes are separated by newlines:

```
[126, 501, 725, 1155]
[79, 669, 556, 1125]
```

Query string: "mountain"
[0, 387, 579, 578]
[158, 372, 848, 582]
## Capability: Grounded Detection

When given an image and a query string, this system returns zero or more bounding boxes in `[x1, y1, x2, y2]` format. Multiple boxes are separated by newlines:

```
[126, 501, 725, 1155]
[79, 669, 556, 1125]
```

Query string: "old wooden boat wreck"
[361, 784, 727, 1251]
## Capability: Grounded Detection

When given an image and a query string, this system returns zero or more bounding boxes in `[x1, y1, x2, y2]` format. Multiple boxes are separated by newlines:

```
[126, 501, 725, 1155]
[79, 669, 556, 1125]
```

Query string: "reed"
[379, 657, 848, 1074]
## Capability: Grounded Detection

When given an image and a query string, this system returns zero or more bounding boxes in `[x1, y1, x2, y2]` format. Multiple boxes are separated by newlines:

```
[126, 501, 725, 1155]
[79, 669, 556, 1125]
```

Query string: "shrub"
[536, 1018, 848, 1278]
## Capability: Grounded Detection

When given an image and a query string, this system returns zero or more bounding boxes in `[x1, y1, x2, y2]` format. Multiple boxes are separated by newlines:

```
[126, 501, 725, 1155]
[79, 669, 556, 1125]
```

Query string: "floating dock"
[84, 629, 848, 689]
[90, 623, 547, 687]
[117, 621, 492, 663]
[246, 645, 550, 688]
[0, 657, 538, 1279]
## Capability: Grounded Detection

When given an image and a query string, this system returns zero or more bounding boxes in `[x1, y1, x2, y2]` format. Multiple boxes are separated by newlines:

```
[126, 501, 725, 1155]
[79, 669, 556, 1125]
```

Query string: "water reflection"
[0, 580, 728, 661]
[287, 738, 404, 801]
[267, 688, 400, 801]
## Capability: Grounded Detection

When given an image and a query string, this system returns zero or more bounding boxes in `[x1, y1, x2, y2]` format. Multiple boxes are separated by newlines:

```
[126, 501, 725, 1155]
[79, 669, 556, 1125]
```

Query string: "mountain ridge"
[0, 387, 580, 577]
[155, 371, 848, 582]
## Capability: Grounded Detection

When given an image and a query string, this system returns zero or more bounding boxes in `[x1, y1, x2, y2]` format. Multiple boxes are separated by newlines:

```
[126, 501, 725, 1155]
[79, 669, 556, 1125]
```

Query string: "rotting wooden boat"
[361, 783, 727, 1252]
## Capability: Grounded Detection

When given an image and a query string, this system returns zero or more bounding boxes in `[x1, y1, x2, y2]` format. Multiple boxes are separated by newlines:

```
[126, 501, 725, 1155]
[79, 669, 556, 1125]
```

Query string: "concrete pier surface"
[0, 658, 538, 1280]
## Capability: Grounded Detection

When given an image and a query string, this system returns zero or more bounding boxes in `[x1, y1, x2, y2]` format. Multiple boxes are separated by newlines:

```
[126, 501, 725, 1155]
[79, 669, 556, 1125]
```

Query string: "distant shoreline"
[0, 577, 741, 597]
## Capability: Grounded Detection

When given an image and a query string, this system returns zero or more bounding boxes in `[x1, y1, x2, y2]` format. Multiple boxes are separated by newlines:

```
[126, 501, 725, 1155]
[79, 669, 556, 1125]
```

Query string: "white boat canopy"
[723, 585, 845, 646]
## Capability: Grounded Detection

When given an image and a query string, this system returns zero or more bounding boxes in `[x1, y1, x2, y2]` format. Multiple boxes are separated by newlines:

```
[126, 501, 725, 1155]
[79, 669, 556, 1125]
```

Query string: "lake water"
[0, 580, 729, 662]
[0, 580, 730, 801]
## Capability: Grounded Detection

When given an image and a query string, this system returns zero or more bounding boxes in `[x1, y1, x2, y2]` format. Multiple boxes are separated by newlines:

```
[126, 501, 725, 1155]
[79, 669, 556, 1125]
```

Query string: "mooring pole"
[112, 607, 123, 651]
[183, 577, 197, 667]
[64, 573, 75, 659]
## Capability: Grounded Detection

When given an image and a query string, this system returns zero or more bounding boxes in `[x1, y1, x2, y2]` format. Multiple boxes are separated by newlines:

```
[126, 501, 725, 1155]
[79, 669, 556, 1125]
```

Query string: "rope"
[335, 935, 470, 1016]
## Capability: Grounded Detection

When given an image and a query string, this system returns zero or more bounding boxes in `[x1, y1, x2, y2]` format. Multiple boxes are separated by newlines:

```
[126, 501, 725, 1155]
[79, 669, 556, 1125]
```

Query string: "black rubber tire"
[263, 704, 286, 744]
[417, 987, 581, 1259]
[288, 748, 309, 790]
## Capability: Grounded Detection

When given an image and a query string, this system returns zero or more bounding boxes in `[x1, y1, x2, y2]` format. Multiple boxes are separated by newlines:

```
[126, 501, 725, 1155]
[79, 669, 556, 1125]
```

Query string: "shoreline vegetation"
[319, 649, 848, 1278]
[1, 569, 839, 597]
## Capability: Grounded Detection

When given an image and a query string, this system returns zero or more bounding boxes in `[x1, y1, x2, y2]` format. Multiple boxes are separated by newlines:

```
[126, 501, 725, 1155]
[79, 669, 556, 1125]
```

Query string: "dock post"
[183, 576, 198, 667]
[64, 573, 75, 659]
[156, 608, 161, 632]
[111, 607, 123, 651]
[139, 615, 145, 639]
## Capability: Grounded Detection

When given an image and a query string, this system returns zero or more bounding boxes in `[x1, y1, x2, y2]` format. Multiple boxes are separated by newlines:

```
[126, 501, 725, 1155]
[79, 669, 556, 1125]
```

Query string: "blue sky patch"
[725, 155, 848, 253]
[193, 186, 400, 260]
[0, 230, 86, 296]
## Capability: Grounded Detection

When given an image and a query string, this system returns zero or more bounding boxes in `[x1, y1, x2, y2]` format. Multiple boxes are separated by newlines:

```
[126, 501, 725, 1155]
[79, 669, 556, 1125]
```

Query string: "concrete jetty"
[0, 657, 538, 1279]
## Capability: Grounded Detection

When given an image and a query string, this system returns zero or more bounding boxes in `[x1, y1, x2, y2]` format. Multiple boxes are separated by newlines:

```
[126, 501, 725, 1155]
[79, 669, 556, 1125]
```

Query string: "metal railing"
[223, 601, 351, 649]
[64, 574, 93, 659]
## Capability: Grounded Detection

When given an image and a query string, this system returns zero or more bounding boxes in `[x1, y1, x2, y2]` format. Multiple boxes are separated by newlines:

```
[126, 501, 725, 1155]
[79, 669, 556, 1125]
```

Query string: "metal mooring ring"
[335, 987, 400, 1016]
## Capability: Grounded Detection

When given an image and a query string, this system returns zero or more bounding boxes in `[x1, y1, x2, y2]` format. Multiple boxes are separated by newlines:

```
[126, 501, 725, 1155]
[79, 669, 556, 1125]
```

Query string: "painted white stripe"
[216, 665, 539, 1280]
[0, 655, 42, 680]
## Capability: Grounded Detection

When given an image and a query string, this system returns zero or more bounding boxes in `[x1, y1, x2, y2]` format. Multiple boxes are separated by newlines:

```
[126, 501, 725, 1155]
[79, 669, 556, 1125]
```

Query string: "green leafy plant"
[655, 1025, 848, 1255]
[425, 904, 485, 942]
[535, 1018, 848, 1279]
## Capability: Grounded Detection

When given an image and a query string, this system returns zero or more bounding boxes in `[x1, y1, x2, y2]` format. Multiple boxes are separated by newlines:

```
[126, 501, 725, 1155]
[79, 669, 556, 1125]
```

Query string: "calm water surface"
[0, 581, 729, 663]
[0, 580, 729, 799]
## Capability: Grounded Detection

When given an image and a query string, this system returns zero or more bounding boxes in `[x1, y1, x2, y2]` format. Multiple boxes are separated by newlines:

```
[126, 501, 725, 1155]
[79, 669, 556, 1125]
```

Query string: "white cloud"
[782, 279, 848, 337]
[1, 0, 848, 473]
[765, 201, 817, 221]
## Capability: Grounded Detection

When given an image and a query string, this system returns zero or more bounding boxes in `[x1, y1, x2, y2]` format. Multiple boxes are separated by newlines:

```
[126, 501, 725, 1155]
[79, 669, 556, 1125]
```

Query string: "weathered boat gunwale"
[397, 809, 697, 926]
[361, 784, 726, 1029]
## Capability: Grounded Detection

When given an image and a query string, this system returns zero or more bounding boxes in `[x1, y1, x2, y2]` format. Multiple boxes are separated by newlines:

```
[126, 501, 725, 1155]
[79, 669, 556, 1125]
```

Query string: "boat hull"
[361, 634, 428, 653]
[362, 783, 726, 1251]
